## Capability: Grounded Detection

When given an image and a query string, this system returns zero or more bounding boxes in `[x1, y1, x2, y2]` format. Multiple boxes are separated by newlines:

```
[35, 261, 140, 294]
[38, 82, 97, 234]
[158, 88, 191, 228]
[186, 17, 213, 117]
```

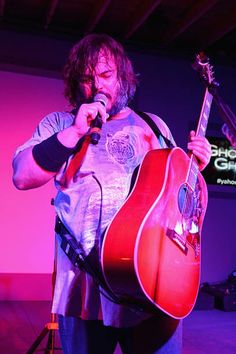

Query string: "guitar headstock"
[192, 52, 219, 88]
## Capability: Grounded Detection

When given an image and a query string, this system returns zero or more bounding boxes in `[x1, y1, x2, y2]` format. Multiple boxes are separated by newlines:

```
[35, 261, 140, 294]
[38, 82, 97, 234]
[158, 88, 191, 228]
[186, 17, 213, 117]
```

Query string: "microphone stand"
[26, 231, 60, 354]
[208, 85, 236, 138]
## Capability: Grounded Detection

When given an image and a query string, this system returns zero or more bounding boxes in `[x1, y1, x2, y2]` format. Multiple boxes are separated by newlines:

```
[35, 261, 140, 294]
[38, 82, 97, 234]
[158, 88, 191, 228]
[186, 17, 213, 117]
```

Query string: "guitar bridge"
[166, 228, 188, 255]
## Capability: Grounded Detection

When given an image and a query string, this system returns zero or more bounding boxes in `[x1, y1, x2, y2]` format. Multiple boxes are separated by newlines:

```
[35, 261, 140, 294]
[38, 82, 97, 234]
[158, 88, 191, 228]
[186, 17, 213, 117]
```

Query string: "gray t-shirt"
[15, 108, 175, 327]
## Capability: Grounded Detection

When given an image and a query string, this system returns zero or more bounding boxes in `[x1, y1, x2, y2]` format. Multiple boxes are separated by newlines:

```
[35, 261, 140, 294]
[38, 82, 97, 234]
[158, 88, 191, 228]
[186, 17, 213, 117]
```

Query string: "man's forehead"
[85, 52, 116, 74]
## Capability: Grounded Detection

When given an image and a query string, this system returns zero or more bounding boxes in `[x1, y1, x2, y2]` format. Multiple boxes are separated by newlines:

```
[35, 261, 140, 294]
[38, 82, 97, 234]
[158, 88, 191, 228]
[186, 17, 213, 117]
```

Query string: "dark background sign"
[202, 136, 236, 187]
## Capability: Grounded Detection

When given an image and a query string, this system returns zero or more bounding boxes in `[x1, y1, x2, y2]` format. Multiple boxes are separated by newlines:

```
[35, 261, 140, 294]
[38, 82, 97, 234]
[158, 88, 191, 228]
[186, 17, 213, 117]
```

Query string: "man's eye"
[102, 72, 112, 78]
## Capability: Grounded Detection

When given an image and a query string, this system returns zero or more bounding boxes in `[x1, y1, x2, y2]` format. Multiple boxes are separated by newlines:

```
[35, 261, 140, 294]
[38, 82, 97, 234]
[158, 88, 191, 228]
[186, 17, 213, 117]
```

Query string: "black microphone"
[90, 93, 108, 145]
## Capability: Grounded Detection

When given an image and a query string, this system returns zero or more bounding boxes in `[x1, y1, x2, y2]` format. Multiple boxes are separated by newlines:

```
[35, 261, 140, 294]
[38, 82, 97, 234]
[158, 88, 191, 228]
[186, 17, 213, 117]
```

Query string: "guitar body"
[101, 147, 208, 319]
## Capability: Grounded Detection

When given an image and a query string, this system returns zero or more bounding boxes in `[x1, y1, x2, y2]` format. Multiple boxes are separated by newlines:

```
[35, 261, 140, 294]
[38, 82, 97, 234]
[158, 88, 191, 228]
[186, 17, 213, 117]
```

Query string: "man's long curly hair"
[63, 33, 137, 108]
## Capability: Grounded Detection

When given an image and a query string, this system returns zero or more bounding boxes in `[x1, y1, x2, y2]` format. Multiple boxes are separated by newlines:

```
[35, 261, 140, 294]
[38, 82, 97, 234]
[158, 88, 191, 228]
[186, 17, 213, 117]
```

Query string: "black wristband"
[32, 133, 76, 172]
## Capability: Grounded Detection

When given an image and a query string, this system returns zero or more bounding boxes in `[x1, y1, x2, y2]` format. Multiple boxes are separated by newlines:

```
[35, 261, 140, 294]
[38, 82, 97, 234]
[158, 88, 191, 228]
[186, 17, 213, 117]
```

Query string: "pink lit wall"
[0, 70, 68, 300]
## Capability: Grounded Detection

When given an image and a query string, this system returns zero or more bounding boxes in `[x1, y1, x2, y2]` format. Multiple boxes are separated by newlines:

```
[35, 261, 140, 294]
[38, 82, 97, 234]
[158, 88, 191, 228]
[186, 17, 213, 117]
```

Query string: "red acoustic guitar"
[101, 54, 215, 319]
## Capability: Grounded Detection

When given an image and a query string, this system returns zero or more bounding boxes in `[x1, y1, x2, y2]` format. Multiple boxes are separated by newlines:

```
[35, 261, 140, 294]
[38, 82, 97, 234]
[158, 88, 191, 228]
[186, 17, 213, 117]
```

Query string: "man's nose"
[94, 76, 103, 90]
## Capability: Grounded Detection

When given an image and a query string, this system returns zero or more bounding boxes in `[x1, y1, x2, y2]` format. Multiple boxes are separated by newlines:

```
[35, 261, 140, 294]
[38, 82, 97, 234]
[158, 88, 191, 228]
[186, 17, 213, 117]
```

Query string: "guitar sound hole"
[178, 184, 195, 218]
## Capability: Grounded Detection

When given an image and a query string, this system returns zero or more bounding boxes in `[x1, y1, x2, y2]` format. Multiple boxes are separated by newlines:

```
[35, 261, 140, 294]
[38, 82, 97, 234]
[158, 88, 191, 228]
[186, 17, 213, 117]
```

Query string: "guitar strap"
[135, 110, 174, 148]
[55, 216, 142, 309]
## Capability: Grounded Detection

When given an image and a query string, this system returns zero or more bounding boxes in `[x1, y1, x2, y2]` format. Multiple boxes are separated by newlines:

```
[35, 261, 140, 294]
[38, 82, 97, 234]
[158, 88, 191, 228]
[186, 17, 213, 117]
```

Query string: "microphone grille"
[94, 93, 108, 107]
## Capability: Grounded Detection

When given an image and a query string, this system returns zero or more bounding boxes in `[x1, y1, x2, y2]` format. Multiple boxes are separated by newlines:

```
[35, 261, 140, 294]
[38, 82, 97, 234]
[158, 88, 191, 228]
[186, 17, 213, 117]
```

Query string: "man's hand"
[73, 101, 109, 137]
[187, 130, 212, 171]
[57, 101, 109, 148]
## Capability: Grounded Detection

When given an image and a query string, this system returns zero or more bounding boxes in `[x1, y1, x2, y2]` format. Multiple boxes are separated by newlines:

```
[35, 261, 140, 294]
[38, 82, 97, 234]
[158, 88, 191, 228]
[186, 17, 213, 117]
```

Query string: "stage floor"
[0, 301, 235, 353]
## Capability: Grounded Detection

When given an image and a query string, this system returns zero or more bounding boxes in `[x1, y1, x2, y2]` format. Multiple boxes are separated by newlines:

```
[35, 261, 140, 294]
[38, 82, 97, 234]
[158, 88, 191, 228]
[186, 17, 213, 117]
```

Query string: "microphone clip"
[90, 93, 108, 145]
[90, 118, 103, 145]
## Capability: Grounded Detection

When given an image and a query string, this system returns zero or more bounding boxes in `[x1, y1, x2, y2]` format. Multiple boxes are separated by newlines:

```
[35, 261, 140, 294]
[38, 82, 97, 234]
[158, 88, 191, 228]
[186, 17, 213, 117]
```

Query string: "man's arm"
[12, 146, 56, 190]
[12, 125, 83, 190]
[12, 102, 108, 190]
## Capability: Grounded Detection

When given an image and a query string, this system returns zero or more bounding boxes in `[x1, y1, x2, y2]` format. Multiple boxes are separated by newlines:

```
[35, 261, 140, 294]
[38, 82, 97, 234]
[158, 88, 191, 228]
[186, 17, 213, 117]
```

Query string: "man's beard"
[108, 89, 128, 116]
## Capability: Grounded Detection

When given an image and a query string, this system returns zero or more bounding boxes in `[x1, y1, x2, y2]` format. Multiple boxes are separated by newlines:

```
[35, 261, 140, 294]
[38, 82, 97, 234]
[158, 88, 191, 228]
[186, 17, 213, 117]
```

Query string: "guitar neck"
[196, 88, 213, 138]
[187, 88, 213, 190]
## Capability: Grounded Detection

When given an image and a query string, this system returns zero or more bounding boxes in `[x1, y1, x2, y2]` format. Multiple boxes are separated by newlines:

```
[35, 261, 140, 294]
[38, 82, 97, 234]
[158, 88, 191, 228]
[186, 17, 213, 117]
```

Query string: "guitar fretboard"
[187, 88, 213, 190]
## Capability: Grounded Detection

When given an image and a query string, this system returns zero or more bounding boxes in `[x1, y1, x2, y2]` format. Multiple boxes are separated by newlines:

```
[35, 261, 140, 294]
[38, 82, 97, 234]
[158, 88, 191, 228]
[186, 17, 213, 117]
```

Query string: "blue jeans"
[58, 314, 182, 354]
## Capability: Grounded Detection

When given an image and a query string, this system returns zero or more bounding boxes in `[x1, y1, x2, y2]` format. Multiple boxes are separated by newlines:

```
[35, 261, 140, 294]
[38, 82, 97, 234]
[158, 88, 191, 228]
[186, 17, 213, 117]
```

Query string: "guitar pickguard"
[166, 180, 203, 258]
